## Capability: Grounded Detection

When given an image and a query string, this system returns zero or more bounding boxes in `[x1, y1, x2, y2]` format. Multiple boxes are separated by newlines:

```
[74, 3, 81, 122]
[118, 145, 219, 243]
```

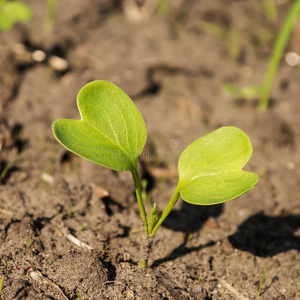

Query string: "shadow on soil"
[151, 240, 216, 268]
[162, 201, 223, 232]
[151, 202, 222, 267]
[228, 211, 300, 256]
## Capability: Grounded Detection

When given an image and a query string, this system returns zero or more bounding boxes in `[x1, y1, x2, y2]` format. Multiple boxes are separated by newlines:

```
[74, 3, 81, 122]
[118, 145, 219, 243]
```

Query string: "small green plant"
[224, 0, 300, 111]
[258, 265, 269, 296]
[157, 0, 169, 16]
[0, 158, 15, 181]
[263, 0, 277, 22]
[0, 276, 4, 293]
[222, 84, 262, 100]
[26, 232, 30, 248]
[259, 0, 300, 110]
[79, 223, 87, 231]
[45, 0, 57, 33]
[52, 80, 259, 267]
[76, 290, 81, 300]
[0, 0, 32, 31]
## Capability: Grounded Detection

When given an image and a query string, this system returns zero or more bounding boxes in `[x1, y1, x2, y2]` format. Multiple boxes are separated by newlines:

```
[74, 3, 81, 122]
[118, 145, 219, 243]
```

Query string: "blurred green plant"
[76, 290, 81, 300]
[258, 265, 269, 296]
[45, 0, 57, 33]
[79, 223, 87, 231]
[0, 276, 4, 294]
[224, 0, 300, 111]
[26, 232, 30, 248]
[197, 20, 242, 59]
[0, 0, 32, 31]
[223, 84, 262, 100]
[259, 0, 300, 110]
[157, 0, 169, 16]
[263, 0, 278, 22]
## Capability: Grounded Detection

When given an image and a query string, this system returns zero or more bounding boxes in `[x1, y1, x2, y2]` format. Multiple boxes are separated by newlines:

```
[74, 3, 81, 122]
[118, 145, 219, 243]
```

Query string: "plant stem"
[258, 265, 269, 296]
[0, 157, 17, 181]
[259, 0, 300, 111]
[150, 185, 181, 237]
[132, 165, 152, 268]
[45, 0, 58, 33]
[132, 166, 148, 235]
[139, 235, 154, 268]
[0, 276, 3, 293]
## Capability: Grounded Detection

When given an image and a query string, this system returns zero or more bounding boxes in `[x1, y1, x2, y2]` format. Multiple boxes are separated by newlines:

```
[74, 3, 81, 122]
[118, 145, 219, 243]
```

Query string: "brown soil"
[0, 0, 300, 299]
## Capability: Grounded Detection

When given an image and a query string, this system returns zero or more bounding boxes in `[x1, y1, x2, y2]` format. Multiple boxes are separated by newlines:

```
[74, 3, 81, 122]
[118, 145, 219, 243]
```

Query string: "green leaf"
[178, 126, 259, 205]
[0, 1, 32, 31]
[52, 80, 147, 172]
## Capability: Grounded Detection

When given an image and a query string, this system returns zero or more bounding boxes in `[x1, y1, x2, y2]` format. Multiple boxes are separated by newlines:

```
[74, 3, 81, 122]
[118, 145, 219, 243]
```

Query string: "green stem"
[0, 275, 4, 293]
[259, 0, 300, 111]
[132, 166, 148, 235]
[45, 0, 58, 33]
[150, 185, 181, 237]
[258, 265, 269, 296]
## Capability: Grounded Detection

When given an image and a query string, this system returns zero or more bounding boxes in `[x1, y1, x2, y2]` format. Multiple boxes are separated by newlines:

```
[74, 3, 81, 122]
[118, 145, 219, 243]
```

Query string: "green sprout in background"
[259, 0, 300, 110]
[26, 232, 30, 248]
[0, 276, 4, 294]
[45, 0, 57, 33]
[223, 0, 300, 111]
[157, 0, 169, 16]
[52, 80, 259, 267]
[263, 0, 278, 22]
[76, 290, 81, 300]
[0, 0, 32, 31]
[258, 265, 270, 296]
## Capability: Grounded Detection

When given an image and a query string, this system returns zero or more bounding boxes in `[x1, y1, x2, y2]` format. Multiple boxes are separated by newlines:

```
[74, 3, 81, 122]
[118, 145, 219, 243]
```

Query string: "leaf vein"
[110, 95, 131, 150]
[97, 105, 121, 146]
[83, 120, 131, 160]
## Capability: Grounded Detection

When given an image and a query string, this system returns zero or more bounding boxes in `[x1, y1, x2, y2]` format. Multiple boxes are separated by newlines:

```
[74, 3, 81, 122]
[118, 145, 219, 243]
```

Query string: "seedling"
[26, 232, 30, 248]
[0, 0, 32, 31]
[157, 0, 169, 16]
[259, 0, 300, 110]
[0, 276, 3, 293]
[258, 265, 269, 296]
[224, 0, 300, 111]
[79, 223, 87, 231]
[45, 0, 57, 33]
[263, 0, 277, 22]
[222, 84, 262, 100]
[53, 80, 259, 267]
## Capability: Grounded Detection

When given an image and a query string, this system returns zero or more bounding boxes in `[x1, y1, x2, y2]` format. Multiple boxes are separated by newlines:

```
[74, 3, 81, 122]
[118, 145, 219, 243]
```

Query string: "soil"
[0, 0, 300, 299]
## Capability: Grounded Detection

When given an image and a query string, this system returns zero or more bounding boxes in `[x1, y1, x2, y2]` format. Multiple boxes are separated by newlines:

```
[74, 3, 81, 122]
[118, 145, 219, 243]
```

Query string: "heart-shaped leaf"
[0, 1, 32, 31]
[53, 81, 147, 172]
[178, 126, 259, 205]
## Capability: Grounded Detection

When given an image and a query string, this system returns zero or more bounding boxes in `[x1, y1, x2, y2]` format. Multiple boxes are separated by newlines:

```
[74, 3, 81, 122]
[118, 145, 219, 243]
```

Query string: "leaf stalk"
[132, 165, 148, 235]
[150, 185, 181, 237]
